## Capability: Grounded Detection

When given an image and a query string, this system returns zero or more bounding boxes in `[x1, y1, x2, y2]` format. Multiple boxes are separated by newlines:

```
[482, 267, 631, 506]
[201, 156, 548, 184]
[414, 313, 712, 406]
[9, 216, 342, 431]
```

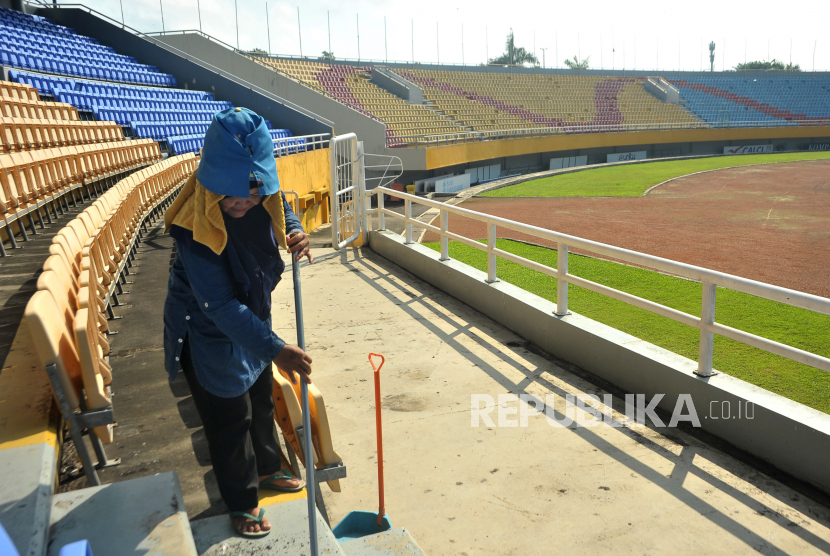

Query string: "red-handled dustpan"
[332, 353, 393, 541]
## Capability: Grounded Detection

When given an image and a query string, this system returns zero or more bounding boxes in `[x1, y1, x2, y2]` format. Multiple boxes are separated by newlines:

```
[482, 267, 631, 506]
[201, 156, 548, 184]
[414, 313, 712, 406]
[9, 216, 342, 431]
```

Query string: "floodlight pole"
[384, 16, 388, 64]
[159, 0, 165, 33]
[298, 7, 303, 58]
[196, 0, 202, 33]
[266, 3, 271, 55]
[356, 14, 360, 62]
[328, 11, 331, 55]
[411, 19, 414, 64]
[119, 0, 124, 27]
[436, 21, 439, 65]
[462, 24, 465, 66]
[540, 47, 546, 69]
[234, 0, 238, 49]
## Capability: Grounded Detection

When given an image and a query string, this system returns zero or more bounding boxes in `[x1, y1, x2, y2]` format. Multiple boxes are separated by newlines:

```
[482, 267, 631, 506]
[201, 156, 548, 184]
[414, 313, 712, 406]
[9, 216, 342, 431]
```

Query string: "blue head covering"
[196, 107, 280, 197]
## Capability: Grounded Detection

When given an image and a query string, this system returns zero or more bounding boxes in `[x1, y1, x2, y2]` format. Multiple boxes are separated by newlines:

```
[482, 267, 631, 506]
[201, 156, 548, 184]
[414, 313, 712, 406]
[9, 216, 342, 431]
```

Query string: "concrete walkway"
[276, 246, 830, 556]
[92, 224, 830, 555]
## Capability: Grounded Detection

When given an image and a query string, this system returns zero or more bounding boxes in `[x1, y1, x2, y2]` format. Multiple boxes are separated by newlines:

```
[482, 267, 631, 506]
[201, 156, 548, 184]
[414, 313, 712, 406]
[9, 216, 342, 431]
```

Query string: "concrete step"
[47, 471, 197, 556]
[190, 497, 346, 556]
[340, 528, 426, 556]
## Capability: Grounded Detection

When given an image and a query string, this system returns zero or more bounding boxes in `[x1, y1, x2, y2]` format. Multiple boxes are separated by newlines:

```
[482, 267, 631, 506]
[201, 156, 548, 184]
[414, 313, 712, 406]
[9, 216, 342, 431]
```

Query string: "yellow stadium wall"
[275, 148, 331, 232]
[424, 126, 830, 170]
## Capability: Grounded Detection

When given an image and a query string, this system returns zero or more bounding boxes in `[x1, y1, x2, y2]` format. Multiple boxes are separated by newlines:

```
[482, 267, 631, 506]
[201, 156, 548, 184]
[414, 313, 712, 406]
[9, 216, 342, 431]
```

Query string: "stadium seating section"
[11, 70, 298, 156]
[400, 70, 701, 133]
[1, 9, 298, 157]
[0, 79, 164, 255]
[250, 58, 466, 146]
[25, 153, 197, 461]
[0, 7, 176, 86]
[667, 76, 830, 126]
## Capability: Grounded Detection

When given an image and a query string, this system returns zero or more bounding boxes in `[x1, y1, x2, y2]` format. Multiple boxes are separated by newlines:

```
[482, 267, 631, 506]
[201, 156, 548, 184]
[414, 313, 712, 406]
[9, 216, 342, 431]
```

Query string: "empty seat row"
[25, 154, 197, 483]
[0, 116, 123, 152]
[0, 139, 161, 255]
[11, 70, 209, 102]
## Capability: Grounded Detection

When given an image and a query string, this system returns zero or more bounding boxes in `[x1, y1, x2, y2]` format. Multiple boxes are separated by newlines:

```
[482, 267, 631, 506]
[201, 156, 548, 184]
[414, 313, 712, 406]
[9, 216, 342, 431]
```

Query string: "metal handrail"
[273, 133, 330, 157]
[388, 118, 830, 147]
[26, 1, 334, 128]
[366, 186, 830, 376]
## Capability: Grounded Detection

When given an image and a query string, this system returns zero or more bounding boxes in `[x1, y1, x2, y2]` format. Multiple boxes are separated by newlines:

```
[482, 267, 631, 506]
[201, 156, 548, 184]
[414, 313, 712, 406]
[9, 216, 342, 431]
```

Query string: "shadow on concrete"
[338, 246, 830, 556]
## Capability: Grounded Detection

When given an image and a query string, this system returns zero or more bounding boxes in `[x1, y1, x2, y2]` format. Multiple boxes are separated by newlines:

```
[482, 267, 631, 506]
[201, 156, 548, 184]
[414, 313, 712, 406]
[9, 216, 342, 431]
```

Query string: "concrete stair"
[340, 528, 426, 556]
[6, 466, 426, 556]
[47, 472, 197, 556]
[190, 497, 345, 556]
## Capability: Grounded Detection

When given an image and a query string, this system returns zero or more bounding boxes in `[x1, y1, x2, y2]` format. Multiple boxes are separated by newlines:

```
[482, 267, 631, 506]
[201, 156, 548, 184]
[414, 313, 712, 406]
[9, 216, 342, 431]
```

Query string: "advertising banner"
[723, 145, 773, 154]
[806, 143, 830, 151]
[550, 156, 588, 170]
[607, 151, 647, 163]
[434, 173, 472, 194]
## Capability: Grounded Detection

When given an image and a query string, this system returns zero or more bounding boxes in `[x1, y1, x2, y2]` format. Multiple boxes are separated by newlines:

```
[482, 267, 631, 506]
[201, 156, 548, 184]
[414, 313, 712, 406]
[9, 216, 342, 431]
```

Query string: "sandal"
[259, 468, 304, 493]
[230, 509, 270, 538]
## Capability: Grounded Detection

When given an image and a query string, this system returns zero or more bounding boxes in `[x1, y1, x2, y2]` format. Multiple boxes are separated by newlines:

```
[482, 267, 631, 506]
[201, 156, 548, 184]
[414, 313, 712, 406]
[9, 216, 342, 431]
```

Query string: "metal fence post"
[696, 281, 717, 376]
[486, 223, 498, 283]
[404, 198, 413, 244]
[556, 244, 569, 316]
[377, 188, 385, 231]
[440, 209, 449, 261]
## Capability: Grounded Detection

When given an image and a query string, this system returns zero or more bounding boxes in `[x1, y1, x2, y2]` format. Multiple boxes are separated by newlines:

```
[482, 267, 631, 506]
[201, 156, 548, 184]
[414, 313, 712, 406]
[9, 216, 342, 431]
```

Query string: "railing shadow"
[336, 246, 830, 555]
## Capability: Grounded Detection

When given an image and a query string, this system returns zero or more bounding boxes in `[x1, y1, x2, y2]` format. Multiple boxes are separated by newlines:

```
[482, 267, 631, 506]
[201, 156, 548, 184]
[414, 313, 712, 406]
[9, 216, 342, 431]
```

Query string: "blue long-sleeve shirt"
[163, 195, 303, 397]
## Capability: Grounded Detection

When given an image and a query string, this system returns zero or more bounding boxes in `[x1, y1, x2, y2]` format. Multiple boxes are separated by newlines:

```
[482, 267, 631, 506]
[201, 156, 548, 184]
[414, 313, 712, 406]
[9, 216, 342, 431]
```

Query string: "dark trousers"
[181, 339, 282, 512]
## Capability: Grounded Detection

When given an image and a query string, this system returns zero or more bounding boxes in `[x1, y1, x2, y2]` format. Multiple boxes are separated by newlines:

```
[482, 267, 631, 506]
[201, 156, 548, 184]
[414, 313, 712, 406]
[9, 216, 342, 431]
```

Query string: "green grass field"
[482, 151, 830, 198]
[424, 239, 830, 414]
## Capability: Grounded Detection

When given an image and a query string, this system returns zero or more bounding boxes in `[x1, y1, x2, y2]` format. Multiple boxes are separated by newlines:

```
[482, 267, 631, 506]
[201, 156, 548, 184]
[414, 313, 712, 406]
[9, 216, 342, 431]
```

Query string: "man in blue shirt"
[163, 107, 312, 538]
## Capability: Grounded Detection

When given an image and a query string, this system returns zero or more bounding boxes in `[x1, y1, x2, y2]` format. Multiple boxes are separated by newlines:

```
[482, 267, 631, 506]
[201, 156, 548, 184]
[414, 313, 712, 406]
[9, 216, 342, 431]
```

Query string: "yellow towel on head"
[164, 171, 287, 255]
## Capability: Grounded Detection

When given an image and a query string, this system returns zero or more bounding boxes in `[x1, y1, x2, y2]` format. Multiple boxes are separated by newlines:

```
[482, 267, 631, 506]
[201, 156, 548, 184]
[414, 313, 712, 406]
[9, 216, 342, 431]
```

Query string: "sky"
[79, 0, 830, 72]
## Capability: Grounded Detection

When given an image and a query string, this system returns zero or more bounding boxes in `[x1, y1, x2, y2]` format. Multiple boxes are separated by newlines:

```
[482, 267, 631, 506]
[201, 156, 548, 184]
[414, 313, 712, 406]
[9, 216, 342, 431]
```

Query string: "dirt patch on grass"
[424, 160, 830, 297]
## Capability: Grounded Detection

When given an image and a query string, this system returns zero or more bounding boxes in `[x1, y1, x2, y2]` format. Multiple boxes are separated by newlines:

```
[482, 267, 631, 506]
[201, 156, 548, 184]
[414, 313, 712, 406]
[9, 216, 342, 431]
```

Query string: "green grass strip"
[482, 151, 830, 198]
[424, 239, 830, 414]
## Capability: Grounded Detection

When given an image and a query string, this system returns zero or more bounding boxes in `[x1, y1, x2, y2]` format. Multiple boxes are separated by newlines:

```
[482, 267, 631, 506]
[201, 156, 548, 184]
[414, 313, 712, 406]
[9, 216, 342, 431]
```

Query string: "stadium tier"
[0, 7, 176, 86]
[1, 9, 300, 157]
[667, 76, 830, 126]
[250, 57, 466, 146]
[400, 70, 701, 133]
[10, 69, 297, 155]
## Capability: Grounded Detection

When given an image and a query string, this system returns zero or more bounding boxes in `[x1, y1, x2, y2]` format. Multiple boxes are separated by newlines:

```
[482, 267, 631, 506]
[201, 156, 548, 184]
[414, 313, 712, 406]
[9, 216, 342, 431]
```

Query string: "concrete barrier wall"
[372, 67, 423, 104]
[368, 230, 830, 495]
[276, 148, 330, 231]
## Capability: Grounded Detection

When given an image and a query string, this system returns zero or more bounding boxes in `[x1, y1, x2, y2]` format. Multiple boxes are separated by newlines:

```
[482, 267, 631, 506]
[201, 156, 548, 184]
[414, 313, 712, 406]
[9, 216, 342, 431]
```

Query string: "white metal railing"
[366, 187, 830, 377]
[389, 119, 830, 148]
[273, 133, 330, 157]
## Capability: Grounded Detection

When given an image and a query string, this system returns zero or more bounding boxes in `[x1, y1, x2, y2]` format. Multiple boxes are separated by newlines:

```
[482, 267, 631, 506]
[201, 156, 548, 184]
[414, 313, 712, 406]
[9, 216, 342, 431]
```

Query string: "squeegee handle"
[369, 353, 385, 527]
[293, 256, 317, 556]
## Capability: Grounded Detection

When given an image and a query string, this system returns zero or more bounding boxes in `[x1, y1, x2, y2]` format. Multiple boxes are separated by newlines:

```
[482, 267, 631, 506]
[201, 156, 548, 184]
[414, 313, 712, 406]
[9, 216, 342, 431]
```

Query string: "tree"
[320, 51, 336, 62]
[563, 55, 590, 70]
[709, 41, 716, 72]
[488, 29, 538, 66]
[247, 47, 268, 56]
[734, 59, 801, 72]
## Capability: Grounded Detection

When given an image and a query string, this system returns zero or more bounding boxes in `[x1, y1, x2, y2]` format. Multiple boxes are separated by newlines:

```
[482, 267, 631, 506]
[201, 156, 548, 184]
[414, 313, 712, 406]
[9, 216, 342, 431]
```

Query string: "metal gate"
[329, 134, 402, 250]
[329, 133, 362, 250]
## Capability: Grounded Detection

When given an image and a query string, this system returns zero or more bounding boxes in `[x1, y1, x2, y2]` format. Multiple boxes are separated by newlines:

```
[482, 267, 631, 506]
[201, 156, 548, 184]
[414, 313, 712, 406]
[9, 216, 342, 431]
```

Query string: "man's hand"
[273, 344, 313, 384]
[287, 231, 313, 263]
